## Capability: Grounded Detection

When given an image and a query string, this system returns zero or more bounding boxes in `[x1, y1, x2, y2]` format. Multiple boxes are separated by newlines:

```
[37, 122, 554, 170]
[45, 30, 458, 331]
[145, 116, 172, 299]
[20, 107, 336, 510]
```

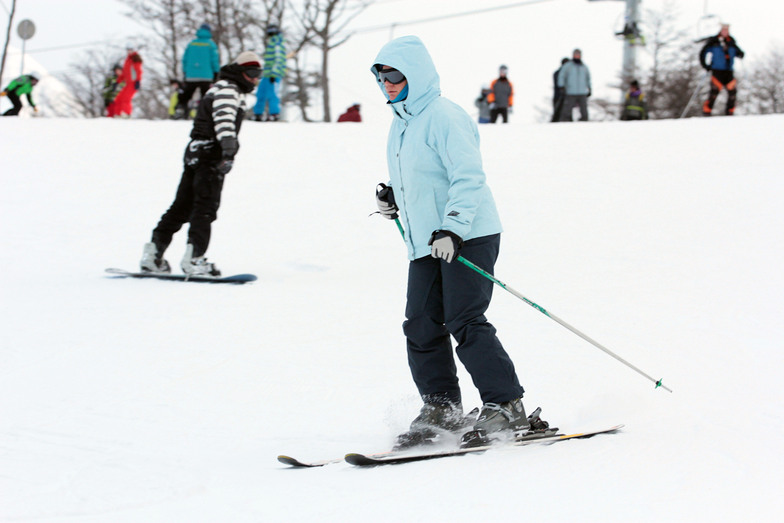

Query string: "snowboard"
[105, 268, 257, 284]
[278, 424, 623, 468]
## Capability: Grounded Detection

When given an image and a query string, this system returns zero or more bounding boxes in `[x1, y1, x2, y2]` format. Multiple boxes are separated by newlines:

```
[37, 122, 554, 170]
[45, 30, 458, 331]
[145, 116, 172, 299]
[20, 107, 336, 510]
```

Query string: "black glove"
[375, 183, 399, 220]
[220, 136, 239, 158]
[586, 88, 591, 98]
[428, 230, 463, 263]
[134, 80, 140, 90]
[270, 77, 277, 83]
[217, 158, 233, 175]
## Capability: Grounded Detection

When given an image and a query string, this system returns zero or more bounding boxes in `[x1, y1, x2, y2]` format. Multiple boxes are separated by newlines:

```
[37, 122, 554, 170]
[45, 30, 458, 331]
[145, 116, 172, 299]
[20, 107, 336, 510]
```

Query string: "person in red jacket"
[337, 103, 361, 122]
[111, 46, 143, 117]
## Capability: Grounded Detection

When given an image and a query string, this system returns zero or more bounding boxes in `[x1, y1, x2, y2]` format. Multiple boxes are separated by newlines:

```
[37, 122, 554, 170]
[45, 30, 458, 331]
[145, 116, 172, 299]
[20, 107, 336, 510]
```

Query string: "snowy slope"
[1, 115, 783, 522]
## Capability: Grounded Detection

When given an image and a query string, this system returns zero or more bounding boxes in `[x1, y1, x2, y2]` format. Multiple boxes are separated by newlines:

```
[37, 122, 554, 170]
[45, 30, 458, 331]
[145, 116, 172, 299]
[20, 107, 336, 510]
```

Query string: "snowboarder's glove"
[489, 102, 496, 110]
[134, 81, 140, 90]
[216, 158, 233, 175]
[428, 230, 463, 263]
[587, 88, 592, 97]
[220, 136, 239, 158]
[375, 183, 398, 220]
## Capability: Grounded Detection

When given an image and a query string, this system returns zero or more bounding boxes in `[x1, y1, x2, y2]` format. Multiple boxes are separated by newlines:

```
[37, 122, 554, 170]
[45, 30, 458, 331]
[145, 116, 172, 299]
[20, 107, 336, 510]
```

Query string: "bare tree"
[642, 1, 690, 118]
[0, 0, 17, 85]
[60, 49, 118, 117]
[290, 0, 372, 122]
[742, 45, 784, 115]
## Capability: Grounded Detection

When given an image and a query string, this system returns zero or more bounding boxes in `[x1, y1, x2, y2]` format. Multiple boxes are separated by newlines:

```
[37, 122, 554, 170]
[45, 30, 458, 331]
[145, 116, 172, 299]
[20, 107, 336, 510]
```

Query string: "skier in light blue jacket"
[372, 36, 536, 450]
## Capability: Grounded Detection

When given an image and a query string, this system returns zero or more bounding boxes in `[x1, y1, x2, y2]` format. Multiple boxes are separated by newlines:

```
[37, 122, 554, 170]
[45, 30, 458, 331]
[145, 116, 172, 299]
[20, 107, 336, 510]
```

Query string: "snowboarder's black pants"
[403, 234, 525, 406]
[2, 91, 23, 116]
[151, 140, 225, 258]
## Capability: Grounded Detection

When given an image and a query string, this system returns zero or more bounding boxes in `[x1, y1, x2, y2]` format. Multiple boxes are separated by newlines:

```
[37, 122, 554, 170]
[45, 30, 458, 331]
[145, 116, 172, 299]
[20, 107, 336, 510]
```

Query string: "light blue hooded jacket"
[372, 36, 502, 260]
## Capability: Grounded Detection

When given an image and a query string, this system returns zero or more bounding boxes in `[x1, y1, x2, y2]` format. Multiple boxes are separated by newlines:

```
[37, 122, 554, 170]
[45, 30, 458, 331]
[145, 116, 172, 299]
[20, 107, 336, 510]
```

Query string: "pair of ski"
[278, 423, 623, 468]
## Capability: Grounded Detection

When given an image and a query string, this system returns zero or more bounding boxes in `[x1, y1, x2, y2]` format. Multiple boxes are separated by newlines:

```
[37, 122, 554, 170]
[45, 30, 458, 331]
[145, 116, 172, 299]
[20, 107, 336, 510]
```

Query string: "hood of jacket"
[196, 26, 213, 40]
[219, 64, 256, 94]
[370, 35, 440, 117]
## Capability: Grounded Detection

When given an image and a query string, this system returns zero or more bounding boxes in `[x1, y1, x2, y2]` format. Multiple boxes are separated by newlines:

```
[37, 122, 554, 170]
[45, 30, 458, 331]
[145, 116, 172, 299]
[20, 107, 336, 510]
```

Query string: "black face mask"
[573, 58, 582, 64]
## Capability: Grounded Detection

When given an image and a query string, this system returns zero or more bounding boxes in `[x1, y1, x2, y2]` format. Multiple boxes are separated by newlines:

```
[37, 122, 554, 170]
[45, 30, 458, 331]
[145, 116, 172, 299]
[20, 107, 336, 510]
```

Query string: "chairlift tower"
[588, 0, 642, 86]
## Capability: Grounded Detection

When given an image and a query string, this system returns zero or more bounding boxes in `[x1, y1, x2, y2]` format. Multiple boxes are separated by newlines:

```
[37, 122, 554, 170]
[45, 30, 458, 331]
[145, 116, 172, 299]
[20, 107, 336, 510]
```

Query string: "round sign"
[17, 19, 36, 40]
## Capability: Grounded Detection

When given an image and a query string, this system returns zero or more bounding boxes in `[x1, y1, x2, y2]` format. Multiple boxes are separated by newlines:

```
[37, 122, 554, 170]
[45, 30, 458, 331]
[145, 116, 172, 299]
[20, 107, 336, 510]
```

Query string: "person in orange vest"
[487, 65, 513, 123]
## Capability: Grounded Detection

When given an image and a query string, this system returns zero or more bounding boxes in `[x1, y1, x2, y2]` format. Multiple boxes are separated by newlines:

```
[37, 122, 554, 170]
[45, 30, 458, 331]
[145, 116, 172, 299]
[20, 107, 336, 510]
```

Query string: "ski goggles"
[244, 67, 263, 78]
[377, 68, 406, 85]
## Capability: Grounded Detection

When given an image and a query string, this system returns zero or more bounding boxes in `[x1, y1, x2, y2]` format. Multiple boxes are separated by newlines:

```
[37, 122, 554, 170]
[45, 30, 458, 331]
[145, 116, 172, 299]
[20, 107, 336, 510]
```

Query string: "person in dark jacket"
[337, 103, 361, 122]
[1, 73, 39, 116]
[179, 23, 221, 119]
[620, 80, 648, 121]
[551, 57, 569, 122]
[487, 65, 513, 123]
[700, 24, 744, 116]
[140, 51, 262, 277]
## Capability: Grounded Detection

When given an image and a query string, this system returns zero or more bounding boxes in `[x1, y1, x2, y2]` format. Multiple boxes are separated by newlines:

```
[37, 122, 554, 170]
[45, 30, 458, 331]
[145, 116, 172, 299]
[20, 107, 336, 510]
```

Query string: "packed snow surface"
[1, 114, 783, 522]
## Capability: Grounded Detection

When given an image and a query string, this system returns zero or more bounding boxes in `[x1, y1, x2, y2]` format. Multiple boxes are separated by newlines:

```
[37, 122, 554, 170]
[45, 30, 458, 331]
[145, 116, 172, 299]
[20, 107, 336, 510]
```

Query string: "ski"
[105, 268, 256, 284]
[344, 425, 624, 467]
[278, 424, 622, 468]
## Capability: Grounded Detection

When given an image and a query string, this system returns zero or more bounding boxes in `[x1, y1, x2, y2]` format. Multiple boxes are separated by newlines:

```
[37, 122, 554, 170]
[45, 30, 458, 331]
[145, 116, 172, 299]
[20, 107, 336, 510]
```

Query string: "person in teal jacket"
[1, 73, 39, 116]
[372, 36, 534, 450]
[178, 23, 221, 118]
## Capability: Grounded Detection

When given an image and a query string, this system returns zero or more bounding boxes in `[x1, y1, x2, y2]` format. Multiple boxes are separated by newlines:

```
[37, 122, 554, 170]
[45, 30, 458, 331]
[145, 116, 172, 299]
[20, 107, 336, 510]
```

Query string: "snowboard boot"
[180, 244, 221, 277]
[460, 398, 530, 448]
[394, 402, 475, 451]
[140, 242, 171, 273]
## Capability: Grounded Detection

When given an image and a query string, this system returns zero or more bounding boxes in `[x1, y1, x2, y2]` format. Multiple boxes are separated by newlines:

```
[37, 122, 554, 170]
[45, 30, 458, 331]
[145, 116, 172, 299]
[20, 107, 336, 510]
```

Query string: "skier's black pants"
[2, 91, 23, 116]
[152, 140, 225, 258]
[704, 70, 737, 115]
[489, 107, 508, 123]
[403, 234, 525, 405]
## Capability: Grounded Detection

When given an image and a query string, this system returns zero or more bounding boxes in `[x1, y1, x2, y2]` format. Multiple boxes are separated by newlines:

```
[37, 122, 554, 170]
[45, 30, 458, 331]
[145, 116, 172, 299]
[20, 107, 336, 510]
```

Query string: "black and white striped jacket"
[190, 78, 246, 150]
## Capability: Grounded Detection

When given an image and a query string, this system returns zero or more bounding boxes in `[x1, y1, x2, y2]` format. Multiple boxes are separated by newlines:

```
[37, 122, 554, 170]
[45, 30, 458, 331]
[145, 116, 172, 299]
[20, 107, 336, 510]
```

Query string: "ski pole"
[393, 218, 672, 392]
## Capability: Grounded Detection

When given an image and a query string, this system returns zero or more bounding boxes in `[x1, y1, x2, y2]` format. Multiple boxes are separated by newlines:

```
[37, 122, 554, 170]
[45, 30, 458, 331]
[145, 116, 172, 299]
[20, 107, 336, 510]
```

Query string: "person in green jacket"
[1, 74, 39, 116]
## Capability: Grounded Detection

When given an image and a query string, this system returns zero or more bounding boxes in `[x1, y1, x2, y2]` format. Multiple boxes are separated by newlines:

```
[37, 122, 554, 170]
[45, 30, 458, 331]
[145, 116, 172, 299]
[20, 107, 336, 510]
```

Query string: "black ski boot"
[394, 403, 478, 451]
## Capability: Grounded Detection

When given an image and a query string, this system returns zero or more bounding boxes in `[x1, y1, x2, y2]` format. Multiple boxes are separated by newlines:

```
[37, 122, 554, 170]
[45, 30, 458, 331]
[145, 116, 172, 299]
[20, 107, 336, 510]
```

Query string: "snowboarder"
[140, 51, 262, 277]
[557, 48, 591, 121]
[337, 103, 361, 122]
[103, 64, 124, 116]
[620, 80, 648, 121]
[700, 24, 744, 116]
[1, 73, 39, 116]
[179, 23, 221, 119]
[372, 36, 531, 449]
[253, 24, 287, 121]
[487, 65, 513, 123]
[111, 46, 143, 117]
